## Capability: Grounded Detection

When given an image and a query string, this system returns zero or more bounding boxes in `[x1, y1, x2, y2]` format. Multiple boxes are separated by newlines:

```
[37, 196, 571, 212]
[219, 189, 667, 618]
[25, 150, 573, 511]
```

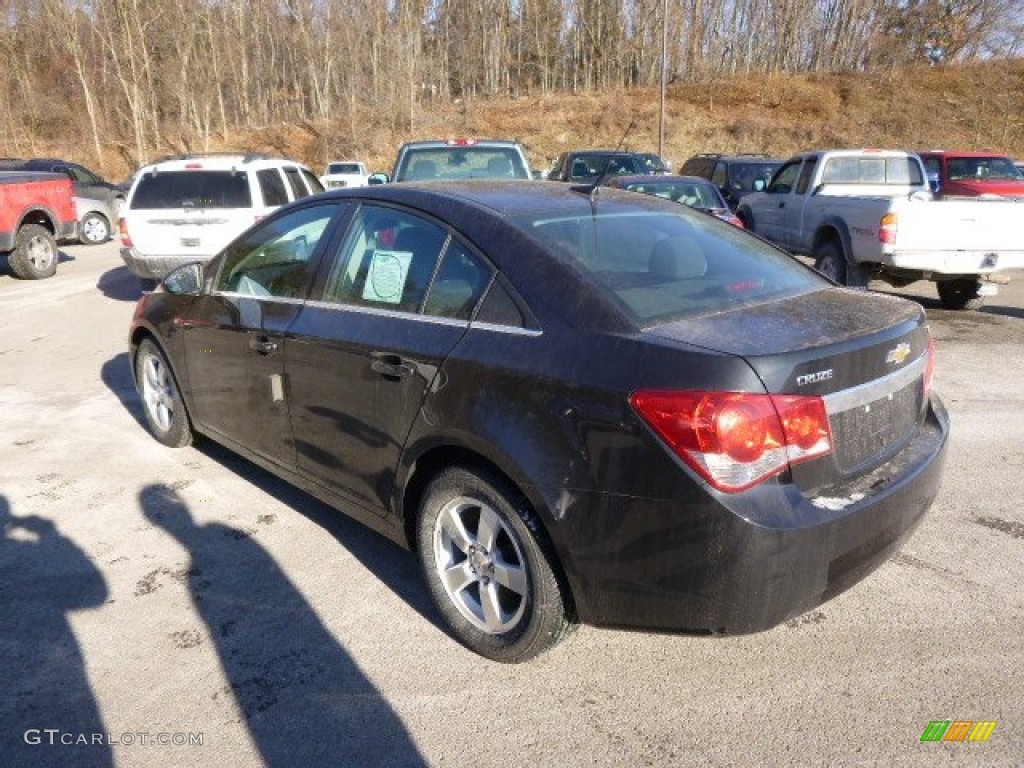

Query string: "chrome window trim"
[213, 292, 307, 306]
[467, 321, 543, 337]
[822, 354, 927, 415]
[303, 299, 471, 328]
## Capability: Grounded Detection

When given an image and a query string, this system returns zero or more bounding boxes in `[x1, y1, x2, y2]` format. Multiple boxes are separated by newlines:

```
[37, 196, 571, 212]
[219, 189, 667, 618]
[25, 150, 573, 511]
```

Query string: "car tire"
[416, 465, 574, 663]
[937, 278, 984, 310]
[80, 212, 111, 244]
[8, 224, 58, 279]
[135, 338, 193, 448]
[813, 241, 867, 288]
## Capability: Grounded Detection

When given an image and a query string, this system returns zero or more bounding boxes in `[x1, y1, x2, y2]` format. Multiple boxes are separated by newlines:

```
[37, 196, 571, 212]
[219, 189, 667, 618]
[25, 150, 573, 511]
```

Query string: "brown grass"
[32, 59, 1024, 178]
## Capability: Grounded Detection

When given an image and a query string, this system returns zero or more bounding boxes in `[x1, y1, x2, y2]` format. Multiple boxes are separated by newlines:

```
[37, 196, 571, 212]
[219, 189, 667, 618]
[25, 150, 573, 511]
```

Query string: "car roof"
[917, 150, 1014, 158]
[399, 139, 522, 148]
[138, 154, 307, 173]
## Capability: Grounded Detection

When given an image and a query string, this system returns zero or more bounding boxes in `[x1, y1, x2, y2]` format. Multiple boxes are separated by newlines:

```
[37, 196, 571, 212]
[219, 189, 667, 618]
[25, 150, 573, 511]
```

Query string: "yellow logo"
[886, 342, 911, 365]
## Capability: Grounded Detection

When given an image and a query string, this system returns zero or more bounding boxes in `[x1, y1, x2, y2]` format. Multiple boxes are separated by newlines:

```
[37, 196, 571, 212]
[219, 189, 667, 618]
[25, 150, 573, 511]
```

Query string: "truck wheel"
[813, 241, 866, 288]
[80, 212, 111, 244]
[937, 279, 984, 310]
[8, 224, 58, 279]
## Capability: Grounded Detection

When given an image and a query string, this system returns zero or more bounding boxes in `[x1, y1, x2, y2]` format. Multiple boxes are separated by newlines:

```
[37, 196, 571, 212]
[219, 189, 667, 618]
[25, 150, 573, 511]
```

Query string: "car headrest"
[649, 235, 708, 279]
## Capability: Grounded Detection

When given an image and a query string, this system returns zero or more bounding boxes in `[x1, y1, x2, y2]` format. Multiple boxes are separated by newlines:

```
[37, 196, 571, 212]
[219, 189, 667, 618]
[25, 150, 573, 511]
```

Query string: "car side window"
[301, 168, 324, 194]
[795, 157, 818, 194]
[423, 241, 492, 320]
[711, 162, 728, 187]
[320, 205, 450, 314]
[257, 169, 290, 207]
[767, 161, 801, 194]
[214, 204, 337, 299]
[283, 167, 308, 199]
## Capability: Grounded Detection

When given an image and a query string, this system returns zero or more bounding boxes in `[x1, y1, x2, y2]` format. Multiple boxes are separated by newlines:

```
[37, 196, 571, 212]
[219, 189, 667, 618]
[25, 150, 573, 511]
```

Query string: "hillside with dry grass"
[34, 60, 1024, 179]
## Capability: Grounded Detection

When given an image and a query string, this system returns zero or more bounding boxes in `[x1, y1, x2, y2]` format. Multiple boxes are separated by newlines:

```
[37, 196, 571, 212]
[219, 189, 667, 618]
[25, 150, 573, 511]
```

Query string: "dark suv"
[547, 150, 668, 183]
[678, 153, 784, 210]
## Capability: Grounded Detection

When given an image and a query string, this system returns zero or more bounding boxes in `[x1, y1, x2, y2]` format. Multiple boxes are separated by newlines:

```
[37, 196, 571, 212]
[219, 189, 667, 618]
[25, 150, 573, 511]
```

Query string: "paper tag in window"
[362, 250, 412, 304]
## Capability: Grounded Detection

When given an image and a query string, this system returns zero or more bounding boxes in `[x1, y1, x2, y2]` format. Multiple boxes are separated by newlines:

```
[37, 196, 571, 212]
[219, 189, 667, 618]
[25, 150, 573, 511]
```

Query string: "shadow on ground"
[97, 265, 142, 302]
[0, 496, 112, 767]
[140, 484, 428, 766]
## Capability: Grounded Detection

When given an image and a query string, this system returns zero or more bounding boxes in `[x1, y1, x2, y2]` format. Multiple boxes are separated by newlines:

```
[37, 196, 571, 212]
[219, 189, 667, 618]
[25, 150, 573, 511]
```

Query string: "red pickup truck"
[918, 150, 1024, 199]
[0, 171, 78, 278]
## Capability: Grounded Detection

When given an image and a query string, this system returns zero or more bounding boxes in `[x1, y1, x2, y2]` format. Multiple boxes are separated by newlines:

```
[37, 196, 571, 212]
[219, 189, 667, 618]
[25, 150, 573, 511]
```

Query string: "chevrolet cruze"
[129, 181, 949, 662]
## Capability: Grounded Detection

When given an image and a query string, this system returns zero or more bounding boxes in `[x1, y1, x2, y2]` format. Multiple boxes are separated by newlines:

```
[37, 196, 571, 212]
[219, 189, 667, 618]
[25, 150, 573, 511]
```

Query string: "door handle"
[370, 352, 416, 379]
[249, 336, 279, 355]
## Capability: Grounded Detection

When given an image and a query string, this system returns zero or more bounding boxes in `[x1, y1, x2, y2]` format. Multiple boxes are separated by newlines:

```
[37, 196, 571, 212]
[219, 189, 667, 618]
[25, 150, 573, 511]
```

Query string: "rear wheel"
[937, 278, 984, 310]
[135, 338, 193, 448]
[80, 212, 111, 244]
[8, 224, 58, 279]
[416, 466, 574, 663]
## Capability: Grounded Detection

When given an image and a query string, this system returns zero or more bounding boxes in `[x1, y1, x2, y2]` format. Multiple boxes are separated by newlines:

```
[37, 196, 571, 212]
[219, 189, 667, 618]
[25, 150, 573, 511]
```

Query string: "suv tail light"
[630, 390, 833, 493]
[119, 217, 133, 248]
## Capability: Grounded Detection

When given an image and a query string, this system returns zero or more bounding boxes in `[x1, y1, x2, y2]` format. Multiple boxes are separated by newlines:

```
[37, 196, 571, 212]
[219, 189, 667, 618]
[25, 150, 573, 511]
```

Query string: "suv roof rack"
[151, 151, 282, 164]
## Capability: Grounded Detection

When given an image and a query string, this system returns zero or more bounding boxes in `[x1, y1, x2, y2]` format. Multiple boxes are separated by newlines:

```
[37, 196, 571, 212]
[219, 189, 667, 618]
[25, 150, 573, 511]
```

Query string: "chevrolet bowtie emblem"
[886, 342, 911, 365]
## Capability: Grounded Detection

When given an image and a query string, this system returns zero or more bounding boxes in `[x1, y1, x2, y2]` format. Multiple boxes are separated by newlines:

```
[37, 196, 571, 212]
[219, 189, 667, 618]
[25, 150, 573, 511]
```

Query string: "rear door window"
[283, 167, 308, 199]
[257, 169, 290, 207]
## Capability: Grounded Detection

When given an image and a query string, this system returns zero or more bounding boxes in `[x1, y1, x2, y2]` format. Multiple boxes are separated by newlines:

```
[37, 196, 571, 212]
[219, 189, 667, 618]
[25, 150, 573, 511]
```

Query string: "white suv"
[119, 153, 323, 289]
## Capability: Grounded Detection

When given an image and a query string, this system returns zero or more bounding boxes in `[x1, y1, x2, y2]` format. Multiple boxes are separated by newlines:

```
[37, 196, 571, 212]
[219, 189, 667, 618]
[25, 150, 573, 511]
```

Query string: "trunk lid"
[648, 288, 931, 484]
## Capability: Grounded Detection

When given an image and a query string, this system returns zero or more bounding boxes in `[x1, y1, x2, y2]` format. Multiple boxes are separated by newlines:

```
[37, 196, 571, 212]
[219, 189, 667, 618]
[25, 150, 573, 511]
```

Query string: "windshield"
[947, 156, 1022, 181]
[396, 146, 529, 181]
[517, 207, 822, 325]
[568, 154, 640, 180]
[131, 170, 252, 209]
[327, 163, 362, 174]
[729, 162, 782, 192]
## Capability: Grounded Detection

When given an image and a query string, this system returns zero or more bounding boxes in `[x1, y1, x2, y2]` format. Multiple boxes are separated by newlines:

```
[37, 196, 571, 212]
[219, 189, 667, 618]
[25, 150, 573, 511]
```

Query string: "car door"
[284, 203, 493, 516]
[777, 156, 818, 252]
[755, 159, 803, 245]
[182, 201, 345, 466]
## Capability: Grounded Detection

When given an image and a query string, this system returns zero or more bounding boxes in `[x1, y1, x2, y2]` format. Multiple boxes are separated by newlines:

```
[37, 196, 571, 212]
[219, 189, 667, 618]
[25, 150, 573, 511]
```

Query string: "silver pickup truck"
[737, 149, 1024, 309]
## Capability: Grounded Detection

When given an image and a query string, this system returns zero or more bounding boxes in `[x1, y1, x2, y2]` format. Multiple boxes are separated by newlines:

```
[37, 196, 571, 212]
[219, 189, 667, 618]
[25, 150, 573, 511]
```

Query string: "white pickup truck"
[320, 160, 370, 189]
[736, 149, 1024, 309]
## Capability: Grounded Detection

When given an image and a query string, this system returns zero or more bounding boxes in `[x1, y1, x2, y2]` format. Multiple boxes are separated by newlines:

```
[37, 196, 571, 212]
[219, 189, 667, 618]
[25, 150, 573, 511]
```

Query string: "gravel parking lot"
[2, 241, 1022, 767]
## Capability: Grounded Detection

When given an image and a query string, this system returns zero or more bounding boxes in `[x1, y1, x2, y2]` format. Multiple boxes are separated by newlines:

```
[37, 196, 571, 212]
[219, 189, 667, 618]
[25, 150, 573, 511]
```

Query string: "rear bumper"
[557, 396, 950, 633]
[878, 248, 1024, 275]
[120, 248, 209, 280]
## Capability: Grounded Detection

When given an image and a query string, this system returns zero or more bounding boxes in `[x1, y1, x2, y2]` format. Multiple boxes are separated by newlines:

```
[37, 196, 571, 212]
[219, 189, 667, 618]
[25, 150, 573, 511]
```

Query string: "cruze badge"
[796, 369, 833, 386]
[886, 343, 911, 366]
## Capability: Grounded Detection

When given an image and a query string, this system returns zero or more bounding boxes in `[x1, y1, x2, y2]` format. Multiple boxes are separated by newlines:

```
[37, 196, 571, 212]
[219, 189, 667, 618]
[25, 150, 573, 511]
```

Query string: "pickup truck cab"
[918, 150, 1024, 199]
[737, 149, 1024, 310]
[0, 171, 77, 279]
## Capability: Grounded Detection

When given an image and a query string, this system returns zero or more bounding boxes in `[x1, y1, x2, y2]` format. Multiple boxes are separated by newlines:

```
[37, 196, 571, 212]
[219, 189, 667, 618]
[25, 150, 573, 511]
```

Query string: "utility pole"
[659, 0, 668, 158]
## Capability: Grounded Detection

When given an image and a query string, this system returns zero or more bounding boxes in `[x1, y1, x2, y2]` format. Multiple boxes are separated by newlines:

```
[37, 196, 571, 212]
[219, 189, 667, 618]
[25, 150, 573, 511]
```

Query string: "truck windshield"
[821, 157, 924, 185]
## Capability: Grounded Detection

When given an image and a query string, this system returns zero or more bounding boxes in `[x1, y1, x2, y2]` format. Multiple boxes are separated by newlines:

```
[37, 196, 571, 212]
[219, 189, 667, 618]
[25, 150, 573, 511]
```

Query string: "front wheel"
[135, 338, 193, 448]
[8, 224, 58, 279]
[814, 241, 866, 288]
[416, 466, 574, 663]
[937, 278, 984, 310]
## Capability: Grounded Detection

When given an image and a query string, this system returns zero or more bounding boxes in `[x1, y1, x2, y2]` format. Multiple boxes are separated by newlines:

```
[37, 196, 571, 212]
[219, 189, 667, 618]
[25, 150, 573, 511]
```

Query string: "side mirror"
[163, 262, 203, 295]
[753, 179, 766, 192]
[367, 172, 389, 185]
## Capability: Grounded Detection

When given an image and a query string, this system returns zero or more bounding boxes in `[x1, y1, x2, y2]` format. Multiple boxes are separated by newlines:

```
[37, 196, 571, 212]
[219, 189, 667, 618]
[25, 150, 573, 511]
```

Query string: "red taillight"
[446, 138, 479, 146]
[725, 214, 744, 228]
[630, 390, 833, 493]
[119, 217, 133, 248]
[879, 213, 897, 244]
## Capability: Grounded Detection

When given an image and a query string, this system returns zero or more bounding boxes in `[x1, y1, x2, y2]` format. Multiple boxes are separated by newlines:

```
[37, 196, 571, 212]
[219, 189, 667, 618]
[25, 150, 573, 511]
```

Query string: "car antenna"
[590, 119, 637, 202]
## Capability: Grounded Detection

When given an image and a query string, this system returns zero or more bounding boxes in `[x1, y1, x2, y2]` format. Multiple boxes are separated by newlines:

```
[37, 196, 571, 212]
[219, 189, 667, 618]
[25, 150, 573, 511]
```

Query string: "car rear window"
[328, 163, 362, 174]
[396, 147, 529, 181]
[131, 170, 252, 209]
[519, 207, 821, 325]
[820, 156, 924, 185]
